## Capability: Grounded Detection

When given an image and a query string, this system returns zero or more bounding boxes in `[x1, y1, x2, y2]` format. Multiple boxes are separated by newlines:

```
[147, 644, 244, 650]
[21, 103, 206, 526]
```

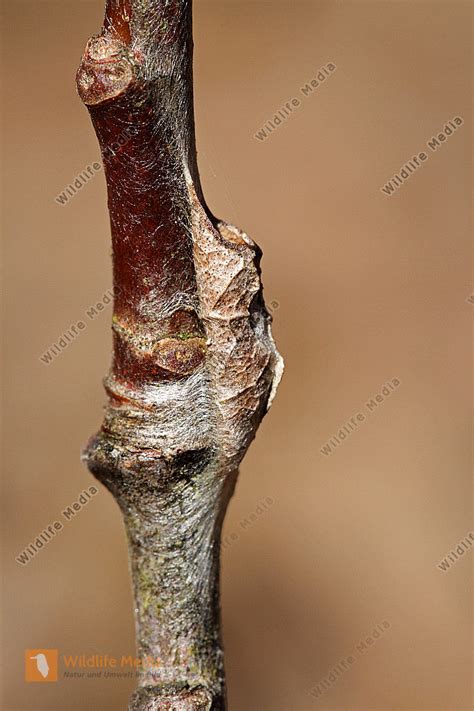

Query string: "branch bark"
[77, 2, 283, 708]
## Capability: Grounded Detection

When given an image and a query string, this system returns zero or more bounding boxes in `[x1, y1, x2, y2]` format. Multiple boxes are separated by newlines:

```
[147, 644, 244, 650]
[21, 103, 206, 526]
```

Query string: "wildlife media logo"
[24, 649, 162, 681]
[25, 649, 58, 682]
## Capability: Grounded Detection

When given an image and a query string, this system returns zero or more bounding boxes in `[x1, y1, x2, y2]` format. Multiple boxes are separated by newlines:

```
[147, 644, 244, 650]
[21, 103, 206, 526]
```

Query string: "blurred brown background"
[2, 1, 472, 709]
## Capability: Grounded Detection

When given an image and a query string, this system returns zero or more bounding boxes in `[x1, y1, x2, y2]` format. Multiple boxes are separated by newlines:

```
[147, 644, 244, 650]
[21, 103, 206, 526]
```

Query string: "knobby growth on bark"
[76, 1, 283, 708]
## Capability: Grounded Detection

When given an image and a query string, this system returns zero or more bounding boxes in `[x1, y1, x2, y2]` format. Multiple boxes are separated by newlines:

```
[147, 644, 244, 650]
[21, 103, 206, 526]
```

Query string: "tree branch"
[77, 1, 283, 708]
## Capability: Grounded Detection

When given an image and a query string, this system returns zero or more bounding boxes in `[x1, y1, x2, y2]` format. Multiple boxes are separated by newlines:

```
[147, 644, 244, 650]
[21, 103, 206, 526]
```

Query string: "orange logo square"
[25, 649, 58, 682]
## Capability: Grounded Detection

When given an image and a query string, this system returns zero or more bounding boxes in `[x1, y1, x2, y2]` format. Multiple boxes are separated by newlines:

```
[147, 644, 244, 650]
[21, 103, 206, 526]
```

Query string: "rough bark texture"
[77, 1, 283, 708]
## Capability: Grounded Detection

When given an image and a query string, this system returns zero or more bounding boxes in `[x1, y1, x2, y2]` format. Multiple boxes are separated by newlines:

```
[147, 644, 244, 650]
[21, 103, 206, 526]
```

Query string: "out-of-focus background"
[2, 1, 472, 709]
